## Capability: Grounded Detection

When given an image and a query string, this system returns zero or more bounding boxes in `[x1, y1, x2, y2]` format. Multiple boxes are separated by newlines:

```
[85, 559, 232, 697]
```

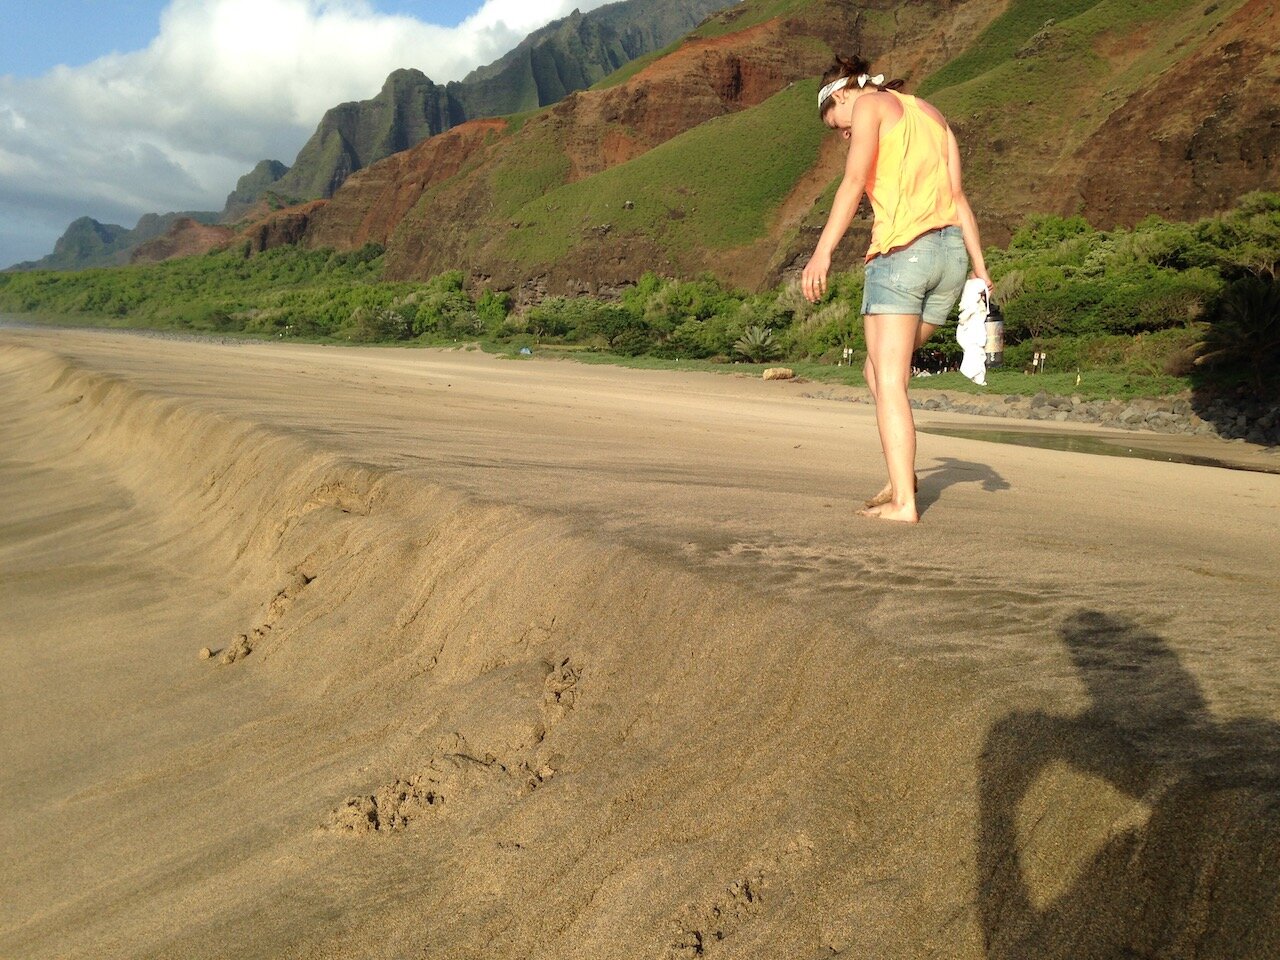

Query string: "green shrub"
[999, 260, 1222, 342]
[517, 295, 645, 346]
[785, 299, 861, 360]
[611, 327, 652, 356]
[1196, 191, 1280, 280]
[1093, 267, 1219, 333]
[475, 289, 513, 332]
[625, 273, 743, 334]
[345, 306, 411, 342]
[1002, 326, 1208, 376]
[1008, 214, 1096, 252]
[406, 271, 479, 337]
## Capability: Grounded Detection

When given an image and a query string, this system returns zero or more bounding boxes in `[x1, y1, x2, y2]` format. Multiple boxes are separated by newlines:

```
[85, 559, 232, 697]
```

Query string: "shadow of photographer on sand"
[915, 456, 1011, 514]
[977, 611, 1280, 959]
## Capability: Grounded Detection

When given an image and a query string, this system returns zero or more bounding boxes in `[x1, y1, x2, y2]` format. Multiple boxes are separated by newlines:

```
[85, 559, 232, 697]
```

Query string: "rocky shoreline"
[801, 387, 1280, 450]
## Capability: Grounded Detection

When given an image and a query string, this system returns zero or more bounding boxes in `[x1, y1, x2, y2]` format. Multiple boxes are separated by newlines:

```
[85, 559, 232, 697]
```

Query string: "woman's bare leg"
[916, 322, 940, 350]
[860, 313, 923, 523]
[864, 320, 937, 510]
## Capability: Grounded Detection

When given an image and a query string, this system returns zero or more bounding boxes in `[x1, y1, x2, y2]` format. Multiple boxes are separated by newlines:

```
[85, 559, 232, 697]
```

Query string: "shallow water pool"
[918, 426, 1280, 475]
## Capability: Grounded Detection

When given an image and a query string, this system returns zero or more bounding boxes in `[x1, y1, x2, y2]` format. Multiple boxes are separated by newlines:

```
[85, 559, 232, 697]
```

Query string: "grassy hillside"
[925, 0, 1229, 119]
[354, 0, 1275, 296]
[497, 79, 828, 266]
[918, 0, 1251, 212]
[917, 0, 1105, 96]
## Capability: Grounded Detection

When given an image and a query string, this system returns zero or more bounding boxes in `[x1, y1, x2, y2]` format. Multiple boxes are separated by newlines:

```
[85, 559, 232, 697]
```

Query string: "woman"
[802, 55, 990, 524]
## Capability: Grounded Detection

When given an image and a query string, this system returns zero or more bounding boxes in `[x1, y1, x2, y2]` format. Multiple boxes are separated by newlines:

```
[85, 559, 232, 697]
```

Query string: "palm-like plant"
[734, 324, 781, 363]
[1196, 275, 1280, 393]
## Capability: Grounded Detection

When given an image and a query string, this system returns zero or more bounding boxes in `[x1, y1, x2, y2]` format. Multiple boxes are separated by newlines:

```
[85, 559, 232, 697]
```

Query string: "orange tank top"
[864, 91, 960, 261]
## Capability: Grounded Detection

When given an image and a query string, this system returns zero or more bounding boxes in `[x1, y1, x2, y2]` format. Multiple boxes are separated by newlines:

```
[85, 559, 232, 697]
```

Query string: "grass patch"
[500, 79, 827, 266]
[486, 124, 572, 220]
[0, 243, 411, 338]
[3, 187, 1272, 406]
[531, 346, 1189, 401]
[502, 106, 550, 136]
[0, 307, 1193, 403]
[918, 0, 1105, 96]
[591, 38, 684, 91]
[688, 0, 810, 41]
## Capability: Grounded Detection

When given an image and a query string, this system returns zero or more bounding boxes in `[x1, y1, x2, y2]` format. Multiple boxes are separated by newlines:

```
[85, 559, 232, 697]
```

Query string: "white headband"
[817, 73, 886, 107]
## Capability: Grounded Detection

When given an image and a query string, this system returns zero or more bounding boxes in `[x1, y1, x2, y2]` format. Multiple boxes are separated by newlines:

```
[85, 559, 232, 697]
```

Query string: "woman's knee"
[875, 371, 911, 394]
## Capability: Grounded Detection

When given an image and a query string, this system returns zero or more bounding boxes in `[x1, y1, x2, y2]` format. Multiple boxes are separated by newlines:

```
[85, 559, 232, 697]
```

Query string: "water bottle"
[985, 302, 1005, 369]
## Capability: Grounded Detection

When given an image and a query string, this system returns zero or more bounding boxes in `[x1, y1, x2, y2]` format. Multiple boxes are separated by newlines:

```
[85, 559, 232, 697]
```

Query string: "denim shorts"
[861, 225, 968, 325]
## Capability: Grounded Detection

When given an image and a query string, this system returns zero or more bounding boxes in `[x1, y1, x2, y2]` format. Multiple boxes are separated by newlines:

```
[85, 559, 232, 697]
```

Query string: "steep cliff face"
[223, 159, 291, 222]
[457, 0, 735, 117]
[244, 201, 329, 254]
[237, 0, 738, 209]
[305, 120, 506, 252]
[268, 70, 466, 204]
[46, 217, 131, 268]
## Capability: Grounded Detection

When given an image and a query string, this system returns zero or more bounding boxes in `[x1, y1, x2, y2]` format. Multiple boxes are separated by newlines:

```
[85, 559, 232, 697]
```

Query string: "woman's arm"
[801, 99, 881, 304]
[946, 126, 990, 289]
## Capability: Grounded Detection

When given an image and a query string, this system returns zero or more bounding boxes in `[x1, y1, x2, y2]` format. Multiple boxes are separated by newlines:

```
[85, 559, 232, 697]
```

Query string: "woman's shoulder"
[857, 89, 905, 121]
[906, 94, 950, 131]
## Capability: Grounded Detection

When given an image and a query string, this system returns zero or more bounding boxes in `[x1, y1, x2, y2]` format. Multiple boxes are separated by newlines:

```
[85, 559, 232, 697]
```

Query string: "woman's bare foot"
[863, 473, 919, 509]
[857, 501, 920, 524]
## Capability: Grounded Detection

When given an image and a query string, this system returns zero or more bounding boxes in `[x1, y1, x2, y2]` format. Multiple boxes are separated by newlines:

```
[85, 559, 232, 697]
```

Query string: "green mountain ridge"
[7, 211, 221, 273]
[237, 0, 738, 211]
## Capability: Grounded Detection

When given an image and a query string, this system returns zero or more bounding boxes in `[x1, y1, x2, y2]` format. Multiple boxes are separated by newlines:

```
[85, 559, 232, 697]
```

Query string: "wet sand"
[2, 327, 1278, 959]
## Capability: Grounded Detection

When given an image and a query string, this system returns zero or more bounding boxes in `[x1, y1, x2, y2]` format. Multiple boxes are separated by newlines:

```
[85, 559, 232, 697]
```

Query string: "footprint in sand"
[326, 657, 584, 834]
[666, 875, 764, 959]
[217, 568, 314, 665]
[325, 745, 512, 834]
[542, 655, 582, 724]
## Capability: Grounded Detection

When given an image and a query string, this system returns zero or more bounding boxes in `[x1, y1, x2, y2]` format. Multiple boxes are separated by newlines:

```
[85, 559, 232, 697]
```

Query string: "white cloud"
[0, 0, 607, 266]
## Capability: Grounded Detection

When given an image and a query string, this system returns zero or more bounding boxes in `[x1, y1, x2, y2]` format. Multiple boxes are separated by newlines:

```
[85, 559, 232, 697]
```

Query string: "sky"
[0, 0, 612, 267]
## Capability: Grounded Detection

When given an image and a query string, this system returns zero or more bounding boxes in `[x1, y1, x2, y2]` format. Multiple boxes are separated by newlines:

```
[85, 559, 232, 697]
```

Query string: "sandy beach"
[2, 325, 1278, 959]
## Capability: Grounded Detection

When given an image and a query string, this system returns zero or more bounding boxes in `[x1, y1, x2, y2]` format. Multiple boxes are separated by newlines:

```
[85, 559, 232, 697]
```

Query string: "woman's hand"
[802, 251, 832, 304]
[970, 268, 992, 293]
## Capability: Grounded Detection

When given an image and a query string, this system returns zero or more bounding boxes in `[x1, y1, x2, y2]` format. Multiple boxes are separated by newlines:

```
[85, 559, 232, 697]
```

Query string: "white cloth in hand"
[956, 278, 990, 386]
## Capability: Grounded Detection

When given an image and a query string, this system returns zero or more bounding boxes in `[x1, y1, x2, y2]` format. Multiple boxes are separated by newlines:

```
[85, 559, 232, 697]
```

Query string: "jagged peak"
[381, 67, 433, 90]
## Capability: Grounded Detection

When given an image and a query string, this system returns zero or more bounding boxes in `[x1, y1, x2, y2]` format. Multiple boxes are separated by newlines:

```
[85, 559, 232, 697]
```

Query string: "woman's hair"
[818, 54, 905, 118]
